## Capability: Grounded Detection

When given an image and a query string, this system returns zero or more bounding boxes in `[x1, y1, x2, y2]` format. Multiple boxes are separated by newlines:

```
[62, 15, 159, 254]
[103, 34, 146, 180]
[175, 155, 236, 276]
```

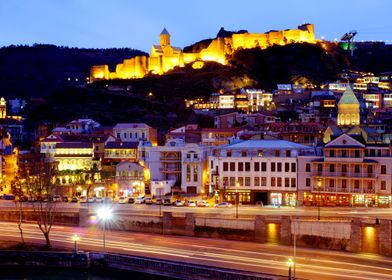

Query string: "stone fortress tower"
[337, 85, 360, 127]
[90, 24, 316, 81]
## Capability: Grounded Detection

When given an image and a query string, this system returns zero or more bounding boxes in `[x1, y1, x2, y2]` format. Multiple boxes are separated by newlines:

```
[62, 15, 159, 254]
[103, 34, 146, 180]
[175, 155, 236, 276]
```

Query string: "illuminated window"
[254, 177, 260, 186]
[193, 165, 198, 182]
[277, 177, 282, 187]
[271, 177, 275, 187]
[381, 180, 386, 190]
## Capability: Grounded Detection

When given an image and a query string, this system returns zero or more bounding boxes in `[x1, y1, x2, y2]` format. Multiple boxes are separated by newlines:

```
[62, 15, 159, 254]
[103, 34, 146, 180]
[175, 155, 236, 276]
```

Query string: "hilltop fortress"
[90, 24, 315, 81]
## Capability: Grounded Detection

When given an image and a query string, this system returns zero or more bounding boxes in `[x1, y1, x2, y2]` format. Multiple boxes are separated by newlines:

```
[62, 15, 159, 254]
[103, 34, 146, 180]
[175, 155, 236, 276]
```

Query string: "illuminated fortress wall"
[90, 24, 315, 81]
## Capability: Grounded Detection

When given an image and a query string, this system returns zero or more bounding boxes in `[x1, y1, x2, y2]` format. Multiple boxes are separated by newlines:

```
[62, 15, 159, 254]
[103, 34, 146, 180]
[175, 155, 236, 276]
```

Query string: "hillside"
[0, 44, 147, 99]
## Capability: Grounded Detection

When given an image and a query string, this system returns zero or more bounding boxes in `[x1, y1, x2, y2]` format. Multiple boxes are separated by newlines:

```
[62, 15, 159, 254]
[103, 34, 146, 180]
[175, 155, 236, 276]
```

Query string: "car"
[255, 201, 264, 207]
[197, 200, 210, 207]
[118, 197, 127, 204]
[28, 196, 37, 202]
[63, 196, 69, 203]
[79, 196, 87, 203]
[95, 197, 104, 203]
[3, 194, 16, 201]
[163, 198, 172, 206]
[128, 197, 135, 204]
[174, 199, 184, 207]
[71, 197, 78, 203]
[145, 197, 153, 205]
[185, 200, 197, 207]
[104, 197, 112, 204]
[53, 195, 61, 202]
[154, 198, 163, 205]
[135, 196, 145, 204]
[87, 197, 95, 203]
[214, 202, 233, 208]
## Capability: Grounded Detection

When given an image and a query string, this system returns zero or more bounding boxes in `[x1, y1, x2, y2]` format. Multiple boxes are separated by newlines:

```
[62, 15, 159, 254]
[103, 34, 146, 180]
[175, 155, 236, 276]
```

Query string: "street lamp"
[159, 182, 163, 216]
[317, 180, 322, 220]
[97, 206, 113, 251]
[235, 182, 239, 219]
[287, 258, 294, 280]
[72, 234, 80, 253]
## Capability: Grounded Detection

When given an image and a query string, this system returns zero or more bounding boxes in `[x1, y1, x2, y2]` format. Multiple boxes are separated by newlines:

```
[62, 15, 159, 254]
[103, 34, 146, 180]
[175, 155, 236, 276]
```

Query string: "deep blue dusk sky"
[1, 0, 391, 51]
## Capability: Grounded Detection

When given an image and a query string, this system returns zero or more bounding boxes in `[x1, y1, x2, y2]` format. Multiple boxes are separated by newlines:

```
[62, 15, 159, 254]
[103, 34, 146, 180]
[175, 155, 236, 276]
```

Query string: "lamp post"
[235, 182, 239, 219]
[287, 258, 294, 280]
[317, 180, 322, 220]
[159, 182, 163, 216]
[97, 206, 112, 251]
[72, 234, 80, 253]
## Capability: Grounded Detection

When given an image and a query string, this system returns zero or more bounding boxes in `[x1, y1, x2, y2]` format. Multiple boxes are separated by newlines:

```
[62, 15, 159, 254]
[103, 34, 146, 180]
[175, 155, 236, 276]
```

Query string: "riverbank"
[0, 250, 283, 280]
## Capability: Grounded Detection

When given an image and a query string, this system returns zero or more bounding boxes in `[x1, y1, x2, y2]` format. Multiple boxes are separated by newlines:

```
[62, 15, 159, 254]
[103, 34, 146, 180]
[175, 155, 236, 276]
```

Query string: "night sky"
[1, 0, 391, 51]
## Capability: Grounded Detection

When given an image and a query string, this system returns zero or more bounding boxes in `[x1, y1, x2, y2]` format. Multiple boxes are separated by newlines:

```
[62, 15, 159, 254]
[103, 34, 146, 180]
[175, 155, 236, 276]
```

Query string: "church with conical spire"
[337, 85, 360, 126]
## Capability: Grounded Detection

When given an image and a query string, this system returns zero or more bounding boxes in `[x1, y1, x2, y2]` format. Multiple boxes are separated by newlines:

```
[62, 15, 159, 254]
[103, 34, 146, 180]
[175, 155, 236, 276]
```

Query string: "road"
[1, 200, 391, 219]
[0, 221, 391, 280]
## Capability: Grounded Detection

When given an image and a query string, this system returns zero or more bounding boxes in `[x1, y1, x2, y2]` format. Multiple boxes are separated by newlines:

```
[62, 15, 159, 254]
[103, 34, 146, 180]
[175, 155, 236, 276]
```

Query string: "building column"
[350, 218, 361, 253]
[255, 215, 266, 242]
[379, 219, 392, 256]
[280, 216, 292, 245]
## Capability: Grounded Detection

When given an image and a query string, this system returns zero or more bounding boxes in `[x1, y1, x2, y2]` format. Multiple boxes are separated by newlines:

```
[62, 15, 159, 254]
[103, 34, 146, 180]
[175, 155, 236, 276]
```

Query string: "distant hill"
[0, 44, 147, 99]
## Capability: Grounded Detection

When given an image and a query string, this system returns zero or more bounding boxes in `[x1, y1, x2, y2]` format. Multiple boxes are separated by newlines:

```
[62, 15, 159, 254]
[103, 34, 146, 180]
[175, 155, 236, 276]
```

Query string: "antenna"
[340, 30, 358, 56]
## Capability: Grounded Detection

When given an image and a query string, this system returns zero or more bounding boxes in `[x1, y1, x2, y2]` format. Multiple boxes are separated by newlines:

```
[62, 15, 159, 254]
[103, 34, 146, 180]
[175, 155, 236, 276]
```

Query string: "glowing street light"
[72, 234, 80, 253]
[97, 206, 113, 250]
[287, 258, 294, 280]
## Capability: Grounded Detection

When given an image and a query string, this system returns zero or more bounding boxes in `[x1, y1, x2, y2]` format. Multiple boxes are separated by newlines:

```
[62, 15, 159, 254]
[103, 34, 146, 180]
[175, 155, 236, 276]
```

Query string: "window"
[306, 163, 310, 172]
[291, 163, 296, 172]
[187, 153, 191, 159]
[245, 177, 251, 186]
[230, 162, 235, 172]
[367, 181, 373, 190]
[261, 162, 267, 171]
[117, 133, 120, 138]
[381, 180, 386, 190]
[277, 177, 282, 187]
[230, 177, 235, 187]
[354, 150, 360, 158]
[210, 160, 213, 169]
[317, 164, 322, 172]
[227, 150, 232, 157]
[241, 151, 247, 157]
[329, 150, 335, 157]
[186, 165, 191, 182]
[329, 179, 335, 188]
[193, 165, 198, 182]
[306, 178, 310, 187]
[223, 177, 228, 186]
[254, 162, 260, 172]
[130, 132, 133, 138]
[142, 132, 145, 139]
[271, 177, 276, 187]
[285, 178, 290, 187]
[135, 132, 138, 139]
[277, 162, 282, 172]
[254, 177, 260, 186]
[275, 150, 280, 157]
[329, 164, 335, 173]
[223, 162, 228, 171]
[342, 150, 347, 157]
[342, 164, 347, 173]
[238, 162, 244, 172]
[258, 150, 263, 157]
[286, 150, 291, 157]
[354, 180, 360, 189]
[354, 165, 360, 173]
[261, 177, 267, 186]
[271, 162, 276, 172]
[342, 179, 347, 189]
[291, 178, 296, 188]
[238, 177, 244, 186]
[381, 165, 386, 174]
[367, 165, 373, 174]
[245, 162, 251, 172]
[285, 163, 290, 172]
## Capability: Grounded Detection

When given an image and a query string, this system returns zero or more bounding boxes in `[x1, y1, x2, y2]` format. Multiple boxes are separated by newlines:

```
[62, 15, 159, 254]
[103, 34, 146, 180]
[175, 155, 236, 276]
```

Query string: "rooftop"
[224, 140, 311, 150]
[113, 123, 152, 129]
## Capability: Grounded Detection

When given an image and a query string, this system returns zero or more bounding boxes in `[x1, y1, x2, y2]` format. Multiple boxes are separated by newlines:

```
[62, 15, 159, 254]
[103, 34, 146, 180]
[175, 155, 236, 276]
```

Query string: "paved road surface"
[1, 200, 392, 219]
[0, 221, 391, 280]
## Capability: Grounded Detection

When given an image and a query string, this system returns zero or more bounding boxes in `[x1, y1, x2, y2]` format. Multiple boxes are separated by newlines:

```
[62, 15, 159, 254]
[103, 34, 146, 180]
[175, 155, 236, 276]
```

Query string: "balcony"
[116, 176, 144, 181]
[312, 187, 376, 194]
[160, 157, 180, 162]
[183, 157, 201, 162]
[159, 167, 181, 173]
[312, 171, 377, 178]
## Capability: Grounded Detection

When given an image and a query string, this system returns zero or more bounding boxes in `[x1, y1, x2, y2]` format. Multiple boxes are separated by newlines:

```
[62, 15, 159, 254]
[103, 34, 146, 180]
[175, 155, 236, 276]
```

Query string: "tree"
[10, 177, 25, 244]
[22, 160, 58, 248]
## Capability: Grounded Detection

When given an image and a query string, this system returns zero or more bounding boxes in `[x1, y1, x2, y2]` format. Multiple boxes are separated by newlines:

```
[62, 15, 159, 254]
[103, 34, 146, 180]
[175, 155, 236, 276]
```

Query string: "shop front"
[224, 189, 251, 204]
[378, 195, 391, 207]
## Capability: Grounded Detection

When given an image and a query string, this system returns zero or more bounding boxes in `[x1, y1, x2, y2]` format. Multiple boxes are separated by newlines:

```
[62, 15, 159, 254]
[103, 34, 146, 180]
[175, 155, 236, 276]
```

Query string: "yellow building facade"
[90, 24, 315, 81]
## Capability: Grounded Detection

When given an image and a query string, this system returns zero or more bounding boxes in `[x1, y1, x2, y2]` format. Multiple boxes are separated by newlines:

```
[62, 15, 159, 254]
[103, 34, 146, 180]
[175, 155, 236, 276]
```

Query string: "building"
[139, 139, 208, 195]
[115, 161, 145, 197]
[90, 24, 315, 81]
[267, 122, 323, 146]
[298, 133, 392, 207]
[201, 128, 241, 146]
[103, 141, 139, 164]
[209, 139, 314, 205]
[113, 123, 157, 146]
[337, 86, 360, 126]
